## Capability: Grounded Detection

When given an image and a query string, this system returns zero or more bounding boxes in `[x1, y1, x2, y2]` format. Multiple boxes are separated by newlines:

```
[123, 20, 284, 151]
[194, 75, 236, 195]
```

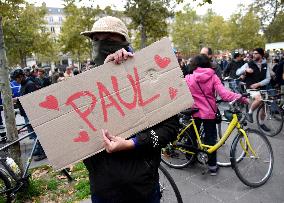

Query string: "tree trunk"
[0, 17, 22, 170]
[140, 17, 147, 49]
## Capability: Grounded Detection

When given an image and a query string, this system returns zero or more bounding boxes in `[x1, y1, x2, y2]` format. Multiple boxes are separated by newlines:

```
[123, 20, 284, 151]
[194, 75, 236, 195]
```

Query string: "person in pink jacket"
[185, 54, 247, 175]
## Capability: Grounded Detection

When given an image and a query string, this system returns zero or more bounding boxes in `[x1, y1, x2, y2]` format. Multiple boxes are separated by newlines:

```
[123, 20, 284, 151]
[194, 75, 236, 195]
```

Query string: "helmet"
[12, 68, 25, 79]
[80, 16, 130, 43]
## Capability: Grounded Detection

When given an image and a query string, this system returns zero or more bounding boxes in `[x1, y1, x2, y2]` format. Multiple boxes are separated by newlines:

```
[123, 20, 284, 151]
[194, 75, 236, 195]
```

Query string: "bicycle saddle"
[180, 108, 199, 117]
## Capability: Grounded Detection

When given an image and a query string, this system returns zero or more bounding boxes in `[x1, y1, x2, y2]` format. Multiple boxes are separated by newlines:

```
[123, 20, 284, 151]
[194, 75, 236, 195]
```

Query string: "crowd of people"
[2, 15, 284, 203]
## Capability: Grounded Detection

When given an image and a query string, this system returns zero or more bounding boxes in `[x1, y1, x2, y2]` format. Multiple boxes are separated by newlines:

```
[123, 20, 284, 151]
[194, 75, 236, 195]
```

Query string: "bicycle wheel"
[0, 169, 12, 203]
[256, 102, 284, 137]
[158, 165, 183, 203]
[161, 130, 196, 169]
[230, 129, 274, 187]
[217, 122, 247, 167]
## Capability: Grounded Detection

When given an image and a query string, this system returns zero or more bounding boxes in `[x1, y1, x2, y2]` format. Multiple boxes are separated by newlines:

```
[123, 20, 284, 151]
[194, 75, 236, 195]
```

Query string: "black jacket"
[18, 78, 39, 117]
[244, 61, 268, 89]
[83, 115, 179, 202]
[224, 60, 244, 79]
[275, 61, 284, 85]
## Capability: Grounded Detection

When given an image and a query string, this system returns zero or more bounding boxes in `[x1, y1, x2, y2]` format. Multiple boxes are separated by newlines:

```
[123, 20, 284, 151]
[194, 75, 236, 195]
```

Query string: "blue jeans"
[91, 184, 160, 203]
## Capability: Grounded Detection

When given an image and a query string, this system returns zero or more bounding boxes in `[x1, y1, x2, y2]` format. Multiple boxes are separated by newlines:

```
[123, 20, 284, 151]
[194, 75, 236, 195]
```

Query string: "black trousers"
[195, 118, 217, 167]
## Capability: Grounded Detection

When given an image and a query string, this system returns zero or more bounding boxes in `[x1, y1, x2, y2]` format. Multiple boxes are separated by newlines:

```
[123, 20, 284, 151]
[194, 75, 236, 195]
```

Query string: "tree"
[3, 3, 54, 67]
[0, 16, 22, 170]
[265, 11, 284, 42]
[171, 6, 232, 56]
[0, 0, 23, 19]
[227, 9, 265, 50]
[250, 0, 284, 30]
[171, 5, 203, 56]
[59, 4, 95, 64]
[125, 0, 173, 49]
[201, 9, 230, 52]
[60, 1, 123, 64]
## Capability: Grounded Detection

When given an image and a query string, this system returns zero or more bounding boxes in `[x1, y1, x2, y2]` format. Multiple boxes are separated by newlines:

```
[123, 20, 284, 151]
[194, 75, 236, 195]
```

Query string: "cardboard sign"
[19, 38, 193, 170]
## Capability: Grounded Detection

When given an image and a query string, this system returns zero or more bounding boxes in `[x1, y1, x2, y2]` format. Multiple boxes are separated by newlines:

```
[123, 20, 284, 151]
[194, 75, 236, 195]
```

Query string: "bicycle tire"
[161, 130, 196, 169]
[0, 169, 12, 202]
[158, 165, 183, 203]
[217, 127, 247, 167]
[230, 129, 274, 187]
[256, 102, 284, 137]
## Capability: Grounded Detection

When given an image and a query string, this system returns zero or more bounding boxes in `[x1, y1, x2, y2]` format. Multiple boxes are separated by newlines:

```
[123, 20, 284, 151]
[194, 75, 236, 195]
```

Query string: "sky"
[28, 0, 254, 20]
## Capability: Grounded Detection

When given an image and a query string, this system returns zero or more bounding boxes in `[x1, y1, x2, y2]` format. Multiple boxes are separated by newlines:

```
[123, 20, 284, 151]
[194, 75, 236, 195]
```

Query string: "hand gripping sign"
[19, 38, 193, 170]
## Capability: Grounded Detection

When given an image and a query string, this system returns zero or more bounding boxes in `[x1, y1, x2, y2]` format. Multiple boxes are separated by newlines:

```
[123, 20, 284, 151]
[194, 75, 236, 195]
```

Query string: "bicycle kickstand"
[61, 169, 73, 182]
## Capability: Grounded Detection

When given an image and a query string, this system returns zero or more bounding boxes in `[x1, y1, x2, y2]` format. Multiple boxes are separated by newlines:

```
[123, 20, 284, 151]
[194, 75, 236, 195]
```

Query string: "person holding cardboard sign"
[80, 16, 179, 203]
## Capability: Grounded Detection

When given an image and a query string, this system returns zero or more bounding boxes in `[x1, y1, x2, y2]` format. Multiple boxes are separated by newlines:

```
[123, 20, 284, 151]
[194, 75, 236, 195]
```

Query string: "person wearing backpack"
[185, 54, 248, 176]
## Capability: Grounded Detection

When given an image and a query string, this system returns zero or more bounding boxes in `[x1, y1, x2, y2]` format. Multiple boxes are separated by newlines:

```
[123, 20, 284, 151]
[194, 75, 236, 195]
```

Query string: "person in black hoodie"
[80, 16, 179, 203]
[13, 69, 47, 161]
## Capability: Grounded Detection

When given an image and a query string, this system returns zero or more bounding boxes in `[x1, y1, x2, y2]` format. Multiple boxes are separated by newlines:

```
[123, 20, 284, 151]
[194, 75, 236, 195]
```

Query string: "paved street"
[81, 122, 284, 203]
[2, 110, 284, 203]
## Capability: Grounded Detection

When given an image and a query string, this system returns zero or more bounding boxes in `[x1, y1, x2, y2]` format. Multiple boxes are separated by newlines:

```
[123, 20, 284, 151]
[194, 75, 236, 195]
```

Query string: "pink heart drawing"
[73, 131, 90, 143]
[154, 54, 171, 69]
[169, 87, 178, 100]
[39, 95, 59, 111]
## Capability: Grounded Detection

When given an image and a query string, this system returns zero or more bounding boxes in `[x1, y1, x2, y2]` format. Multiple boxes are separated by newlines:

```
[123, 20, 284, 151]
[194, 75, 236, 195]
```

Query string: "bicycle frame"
[175, 114, 257, 157]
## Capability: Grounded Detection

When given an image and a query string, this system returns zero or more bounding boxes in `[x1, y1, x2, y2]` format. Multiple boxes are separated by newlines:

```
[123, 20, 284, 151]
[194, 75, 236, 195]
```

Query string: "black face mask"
[92, 40, 129, 67]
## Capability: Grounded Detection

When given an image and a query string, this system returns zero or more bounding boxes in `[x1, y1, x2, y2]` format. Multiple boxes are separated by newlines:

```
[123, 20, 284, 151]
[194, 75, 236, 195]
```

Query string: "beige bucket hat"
[80, 16, 130, 43]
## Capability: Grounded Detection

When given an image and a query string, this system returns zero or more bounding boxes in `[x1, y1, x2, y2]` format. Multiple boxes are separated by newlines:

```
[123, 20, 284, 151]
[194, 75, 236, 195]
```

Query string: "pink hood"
[185, 67, 243, 119]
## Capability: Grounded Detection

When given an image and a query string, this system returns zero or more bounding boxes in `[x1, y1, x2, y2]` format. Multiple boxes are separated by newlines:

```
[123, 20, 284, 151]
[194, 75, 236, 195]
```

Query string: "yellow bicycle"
[161, 98, 274, 187]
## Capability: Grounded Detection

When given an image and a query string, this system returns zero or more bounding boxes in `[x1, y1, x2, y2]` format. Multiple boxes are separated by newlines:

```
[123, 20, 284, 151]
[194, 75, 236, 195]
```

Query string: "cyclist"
[185, 54, 248, 176]
[236, 48, 271, 131]
[80, 16, 179, 203]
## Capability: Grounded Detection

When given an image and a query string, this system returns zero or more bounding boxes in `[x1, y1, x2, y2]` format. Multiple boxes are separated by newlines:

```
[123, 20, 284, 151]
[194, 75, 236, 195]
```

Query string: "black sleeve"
[134, 115, 179, 149]
[224, 62, 232, 77]
[25, 82, 38, 94]
[275, 62, 284, 83]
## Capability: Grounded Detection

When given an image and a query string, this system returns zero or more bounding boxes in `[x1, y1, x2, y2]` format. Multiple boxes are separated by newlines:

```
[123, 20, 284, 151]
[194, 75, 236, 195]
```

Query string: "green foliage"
[171, 5, 202, 56]
[74, 178, 90, 200]
[12, 162, 90, 202]
[171, 4, 265, 56]
[265, 11, 284, 42]
[176, 0, 212, 4]
[227, 9, 265, 50]
[59, 3, 95, 62]
[47, 178, 59, 191]
[60, 2, 123, 63]
[73, 161, 86, 171]
[3, 3, 54, 66]
[15, 178, 45, 202]
[201, 9, 229, 51]
[125, 0, 174, 49]
[0, 0, 24, 19]
[250, 0, 284, 29]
